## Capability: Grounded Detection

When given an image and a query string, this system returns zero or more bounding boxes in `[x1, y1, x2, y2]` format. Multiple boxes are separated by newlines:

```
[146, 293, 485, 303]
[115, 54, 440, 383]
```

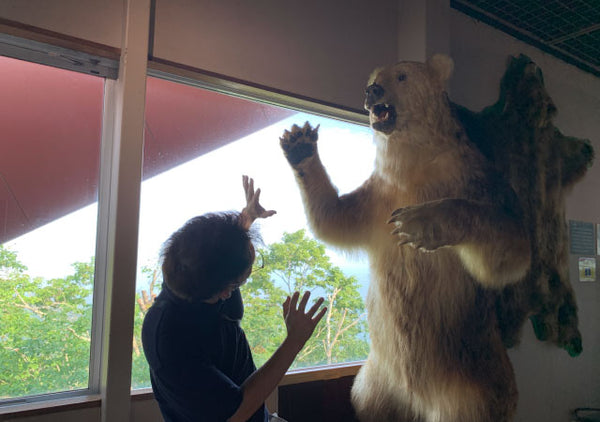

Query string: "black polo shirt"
[142, 285, 268, 422]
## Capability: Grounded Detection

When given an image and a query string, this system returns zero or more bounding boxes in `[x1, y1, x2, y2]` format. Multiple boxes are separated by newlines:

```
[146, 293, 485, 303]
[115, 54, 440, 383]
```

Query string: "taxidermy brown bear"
[280, 54, 592, 422]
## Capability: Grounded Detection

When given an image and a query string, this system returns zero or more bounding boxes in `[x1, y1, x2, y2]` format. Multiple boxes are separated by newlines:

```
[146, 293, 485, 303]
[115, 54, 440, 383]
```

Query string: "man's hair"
[161, 212, 257, 301]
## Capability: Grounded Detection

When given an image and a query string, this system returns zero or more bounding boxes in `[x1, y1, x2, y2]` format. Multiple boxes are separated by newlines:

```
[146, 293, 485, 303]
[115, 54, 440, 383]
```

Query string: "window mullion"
[95, 0, 151, 421]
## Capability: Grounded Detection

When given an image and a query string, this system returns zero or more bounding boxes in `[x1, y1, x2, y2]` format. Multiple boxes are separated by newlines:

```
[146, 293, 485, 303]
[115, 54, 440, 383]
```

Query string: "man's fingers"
[307, 297, 325, 317]
[298, 291, 310, 312]
[289, 291, 300, 310]
[242, 176, 276, 221]
[282, 296, 291, 317]
[243, 175, 252, 202]
[313, 307, 327, 324]
[243, 176, 255, 199]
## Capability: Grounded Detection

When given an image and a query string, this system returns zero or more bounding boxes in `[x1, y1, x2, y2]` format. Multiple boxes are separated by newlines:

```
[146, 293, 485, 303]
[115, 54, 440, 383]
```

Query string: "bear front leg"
[389, 198, 531, 288]
[279, 122, 375, 248]
[388, 199, 468, 251]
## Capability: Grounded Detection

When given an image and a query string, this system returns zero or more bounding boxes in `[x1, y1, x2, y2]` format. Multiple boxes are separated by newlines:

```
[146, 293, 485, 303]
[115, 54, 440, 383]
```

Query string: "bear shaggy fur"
[455, 54, 593, 356]
[280, 54, 544, 422]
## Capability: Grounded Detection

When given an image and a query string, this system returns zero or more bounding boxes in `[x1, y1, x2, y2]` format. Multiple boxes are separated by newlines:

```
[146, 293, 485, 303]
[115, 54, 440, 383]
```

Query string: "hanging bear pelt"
[454, 54, 594, 356]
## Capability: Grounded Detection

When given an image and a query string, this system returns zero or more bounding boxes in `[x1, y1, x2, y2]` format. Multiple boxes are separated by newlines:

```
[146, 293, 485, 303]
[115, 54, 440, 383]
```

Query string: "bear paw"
[280, 121, 320, 166]
[388, 201, 465, 251]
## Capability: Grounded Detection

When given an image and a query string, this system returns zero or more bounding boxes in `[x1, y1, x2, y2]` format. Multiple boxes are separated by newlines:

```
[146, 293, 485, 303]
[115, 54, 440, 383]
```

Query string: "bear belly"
[366, 245, 490, 389]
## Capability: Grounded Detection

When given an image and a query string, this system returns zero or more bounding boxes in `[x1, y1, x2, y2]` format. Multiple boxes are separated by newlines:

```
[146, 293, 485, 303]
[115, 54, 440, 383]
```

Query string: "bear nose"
[365, 83, 384, 108]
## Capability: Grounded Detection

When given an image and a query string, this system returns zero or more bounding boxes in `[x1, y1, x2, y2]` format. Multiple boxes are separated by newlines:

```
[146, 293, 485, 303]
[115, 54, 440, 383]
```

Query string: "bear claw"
[280, 121, 320, 166]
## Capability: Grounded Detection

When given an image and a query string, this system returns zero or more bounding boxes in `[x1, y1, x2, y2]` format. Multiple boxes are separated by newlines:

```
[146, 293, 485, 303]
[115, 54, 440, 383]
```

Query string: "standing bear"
[279, 55, 532, 422]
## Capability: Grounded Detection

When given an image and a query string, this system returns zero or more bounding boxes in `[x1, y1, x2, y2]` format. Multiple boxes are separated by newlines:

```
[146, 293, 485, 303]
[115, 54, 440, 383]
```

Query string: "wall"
[0, 0, 123, 47]
[278, 375, 358, 422]
[0, 0, 399, 112]
[152, 0, 399, 111]
[450, 10, 600, 422]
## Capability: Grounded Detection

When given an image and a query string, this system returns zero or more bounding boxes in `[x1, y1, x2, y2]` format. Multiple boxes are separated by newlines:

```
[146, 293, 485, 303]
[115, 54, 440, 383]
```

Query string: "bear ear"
[427, 54, 454, 85]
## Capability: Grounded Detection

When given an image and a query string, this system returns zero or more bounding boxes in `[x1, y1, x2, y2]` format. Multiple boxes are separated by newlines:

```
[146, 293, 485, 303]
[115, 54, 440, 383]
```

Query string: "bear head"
[364, 54, 454, 136]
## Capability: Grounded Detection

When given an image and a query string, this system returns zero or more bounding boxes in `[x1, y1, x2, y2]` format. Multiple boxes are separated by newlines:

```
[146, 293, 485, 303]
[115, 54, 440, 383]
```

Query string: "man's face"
[217, 280, 245, 301]
[216, 243, 255, 301]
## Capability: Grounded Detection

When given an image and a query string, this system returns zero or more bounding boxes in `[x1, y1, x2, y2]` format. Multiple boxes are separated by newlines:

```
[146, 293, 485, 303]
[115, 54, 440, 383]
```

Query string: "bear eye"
[398, 73, 406, 82]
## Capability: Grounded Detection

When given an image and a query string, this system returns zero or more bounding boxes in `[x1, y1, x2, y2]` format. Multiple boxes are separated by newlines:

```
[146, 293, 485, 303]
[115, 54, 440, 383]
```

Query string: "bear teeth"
[373, 104, 394, 122]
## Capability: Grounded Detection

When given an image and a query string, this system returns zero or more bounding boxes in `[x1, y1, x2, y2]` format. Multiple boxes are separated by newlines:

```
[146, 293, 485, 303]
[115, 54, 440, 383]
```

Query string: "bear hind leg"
[351, 362, 422, 422]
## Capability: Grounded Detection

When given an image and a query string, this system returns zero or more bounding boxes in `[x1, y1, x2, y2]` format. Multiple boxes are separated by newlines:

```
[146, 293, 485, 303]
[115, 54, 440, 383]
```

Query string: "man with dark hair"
[160, 211, 258, 302]
[142, 176, 326, 422]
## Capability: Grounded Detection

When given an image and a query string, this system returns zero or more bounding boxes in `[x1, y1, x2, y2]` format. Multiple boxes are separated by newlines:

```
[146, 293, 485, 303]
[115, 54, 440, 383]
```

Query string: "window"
[0, 55, 374, 398]
[0, 56, 104, 400]
[131, 76, 375, 388]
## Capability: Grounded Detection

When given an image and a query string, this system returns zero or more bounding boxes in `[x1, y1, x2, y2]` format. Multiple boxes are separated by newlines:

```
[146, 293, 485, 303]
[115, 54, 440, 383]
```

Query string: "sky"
[6, 112, 376, 296]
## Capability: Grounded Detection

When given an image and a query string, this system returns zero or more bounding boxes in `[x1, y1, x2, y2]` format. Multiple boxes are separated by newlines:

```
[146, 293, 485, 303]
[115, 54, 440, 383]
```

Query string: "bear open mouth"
[371, 103, 396, 133]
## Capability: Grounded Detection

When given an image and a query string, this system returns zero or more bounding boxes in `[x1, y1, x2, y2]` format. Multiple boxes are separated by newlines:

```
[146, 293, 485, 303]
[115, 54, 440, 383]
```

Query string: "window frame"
[0, 56, 108, 407]
[0, 26, 370, 420]
[147, 58, 369, 125]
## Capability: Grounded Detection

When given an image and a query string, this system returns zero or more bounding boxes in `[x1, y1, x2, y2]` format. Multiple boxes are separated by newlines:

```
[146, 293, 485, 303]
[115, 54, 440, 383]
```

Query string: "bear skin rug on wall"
[279, 54, 593, 422]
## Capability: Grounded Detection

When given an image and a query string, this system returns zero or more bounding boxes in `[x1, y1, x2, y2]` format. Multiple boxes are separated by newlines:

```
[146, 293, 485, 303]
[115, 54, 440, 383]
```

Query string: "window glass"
[0, 57, 104, 400]
[132, 76, 375, 388]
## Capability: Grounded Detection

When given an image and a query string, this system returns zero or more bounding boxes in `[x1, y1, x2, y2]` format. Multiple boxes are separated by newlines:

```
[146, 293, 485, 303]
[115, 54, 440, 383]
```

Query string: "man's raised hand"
[240, 175, 276, 230]
[282, 291, 327, 350]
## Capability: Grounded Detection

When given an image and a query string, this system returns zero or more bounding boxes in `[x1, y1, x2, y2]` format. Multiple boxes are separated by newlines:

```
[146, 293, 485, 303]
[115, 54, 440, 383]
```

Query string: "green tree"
[0, 245, 94, 398]
[0, 243, 160, 394]
[0, 229, 370, 398]
[242, 230, 369, 368]
[131, 264, 161, 388]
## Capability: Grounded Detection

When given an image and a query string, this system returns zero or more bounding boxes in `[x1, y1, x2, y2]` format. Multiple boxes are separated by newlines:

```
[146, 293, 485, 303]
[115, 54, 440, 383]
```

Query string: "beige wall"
[450, 10, 600, 422]
[0, 0, 123, 47]
[152, 0, 399, 110]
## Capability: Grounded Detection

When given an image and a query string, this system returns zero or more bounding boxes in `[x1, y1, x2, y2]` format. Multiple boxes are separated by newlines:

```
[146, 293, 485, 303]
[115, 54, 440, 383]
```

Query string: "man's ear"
[427, 54, 454, 85]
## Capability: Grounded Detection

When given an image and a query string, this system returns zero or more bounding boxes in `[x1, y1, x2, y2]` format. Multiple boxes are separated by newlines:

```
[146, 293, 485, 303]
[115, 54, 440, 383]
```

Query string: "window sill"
[280, 361, 363, 386]
[0, 393, 101, 418]
[0, 362, 364, 418]
[131, 361, 364, 401]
